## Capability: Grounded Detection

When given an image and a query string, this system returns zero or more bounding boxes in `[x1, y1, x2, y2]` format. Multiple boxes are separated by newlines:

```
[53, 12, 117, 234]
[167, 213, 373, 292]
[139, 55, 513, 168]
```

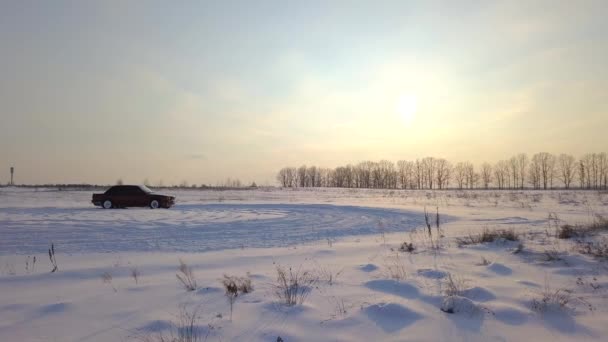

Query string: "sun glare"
[396, 94, 417, 125]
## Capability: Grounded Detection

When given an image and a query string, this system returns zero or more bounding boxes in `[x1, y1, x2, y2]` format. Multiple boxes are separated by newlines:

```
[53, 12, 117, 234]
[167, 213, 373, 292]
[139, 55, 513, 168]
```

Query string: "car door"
[113, 186, 134, 207]
[119, 186, 140, 207]
[130, 186, 149, 207]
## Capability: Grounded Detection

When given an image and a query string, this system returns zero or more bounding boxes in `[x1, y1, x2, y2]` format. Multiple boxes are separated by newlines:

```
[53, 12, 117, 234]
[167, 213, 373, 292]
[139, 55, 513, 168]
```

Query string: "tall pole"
[10, 167, 14, 186]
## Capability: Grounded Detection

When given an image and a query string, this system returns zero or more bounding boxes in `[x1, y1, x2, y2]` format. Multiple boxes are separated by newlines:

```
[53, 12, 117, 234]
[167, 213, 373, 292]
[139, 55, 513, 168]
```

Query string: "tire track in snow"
[0, 203, 430, 254]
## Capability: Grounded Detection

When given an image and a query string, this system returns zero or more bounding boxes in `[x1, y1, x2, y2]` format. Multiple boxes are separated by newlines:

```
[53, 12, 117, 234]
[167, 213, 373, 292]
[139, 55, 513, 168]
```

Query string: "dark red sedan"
[92, 185, 175, 209]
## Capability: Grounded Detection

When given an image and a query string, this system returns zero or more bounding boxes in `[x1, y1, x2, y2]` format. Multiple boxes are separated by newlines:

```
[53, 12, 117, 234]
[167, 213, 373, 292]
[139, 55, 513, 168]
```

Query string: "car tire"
[102, 200, 113, 209]
[150, 199, 160, 209]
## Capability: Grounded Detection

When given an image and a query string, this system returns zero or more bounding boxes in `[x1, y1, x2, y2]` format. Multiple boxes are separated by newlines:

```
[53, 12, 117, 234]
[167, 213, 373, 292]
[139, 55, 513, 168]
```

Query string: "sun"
[396, 94, 417, 125]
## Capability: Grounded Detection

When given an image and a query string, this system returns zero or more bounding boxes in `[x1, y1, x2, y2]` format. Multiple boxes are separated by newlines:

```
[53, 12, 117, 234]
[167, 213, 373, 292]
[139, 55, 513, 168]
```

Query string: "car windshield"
[139, 185, 154, 193]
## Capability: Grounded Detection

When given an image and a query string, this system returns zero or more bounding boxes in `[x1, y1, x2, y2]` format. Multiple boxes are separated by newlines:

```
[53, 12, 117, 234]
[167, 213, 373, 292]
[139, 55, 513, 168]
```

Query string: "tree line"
[276, 152, 608, 190]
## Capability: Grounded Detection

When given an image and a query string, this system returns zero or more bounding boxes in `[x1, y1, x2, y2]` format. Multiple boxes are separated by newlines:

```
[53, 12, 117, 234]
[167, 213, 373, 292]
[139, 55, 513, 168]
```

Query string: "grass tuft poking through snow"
[443, 273, 467, 297]
[558, 215, 608, 239]
[273, 266, 318, 306]
[576, 238, 608, 259]
[399, 241, 415, 253]
[221, 274, 253, 321]
[383, 253, 408, 280]
[131, 267, 141, 285]
[176, 259, 197, 291]
[139, 304, 206, 342]
[457, 228, 519, 246]
[101, 271, 117, 292]
[48, 243, 58, 273]
[314, 262, 344, 286]
[532, 280, 573, 313]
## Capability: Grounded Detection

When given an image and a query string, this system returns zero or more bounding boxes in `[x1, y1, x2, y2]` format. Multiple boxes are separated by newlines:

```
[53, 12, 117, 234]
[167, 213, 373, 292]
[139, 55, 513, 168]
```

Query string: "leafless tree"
[494, 160, 510, 189]
[509, 156, 520, 190]
[277, 151, 605, 190]
[454, 162, 467, 190]
[397, 160, 414, 189]
[598, 153, 608, 189]
[435, 159, 452, 190]
[423, 157, 436, 189]
[480, 163, 493, 189]
[529, 154, 542, 189]
[276, 167, 299, 187]
[578, 158, 587, 188]
[557, 154, 576, 189]
[297, 165, 307, 188]
[535, 152, 556, 190]
[465, 162, 477, 189]
[276, 167, 291, 187]
[516, 153, 528, 189]
[414, 159, 423, 189]
[306, 166, 319, 187]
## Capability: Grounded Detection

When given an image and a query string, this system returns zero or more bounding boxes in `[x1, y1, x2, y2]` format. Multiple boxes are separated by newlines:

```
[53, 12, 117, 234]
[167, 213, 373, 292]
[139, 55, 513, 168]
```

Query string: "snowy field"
[1, 187, 608, 341]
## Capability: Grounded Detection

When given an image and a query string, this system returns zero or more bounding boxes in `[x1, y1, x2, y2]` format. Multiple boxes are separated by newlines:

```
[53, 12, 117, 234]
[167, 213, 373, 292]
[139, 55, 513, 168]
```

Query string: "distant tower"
[10, 167, 14, 186]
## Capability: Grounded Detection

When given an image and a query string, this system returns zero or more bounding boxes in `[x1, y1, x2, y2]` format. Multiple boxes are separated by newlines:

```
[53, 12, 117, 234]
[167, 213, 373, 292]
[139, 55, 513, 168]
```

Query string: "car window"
[106, 186, 129, 195]
[127, 186, 144, 194]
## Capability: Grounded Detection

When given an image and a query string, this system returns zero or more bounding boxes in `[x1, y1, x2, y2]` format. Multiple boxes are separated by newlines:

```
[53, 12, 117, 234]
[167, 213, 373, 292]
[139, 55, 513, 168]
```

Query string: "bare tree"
[397, 160, 414, 189]
[529, 154, 542, 189]
[580, 153, 603, 189]
[346, 164, 356, 188]
[517, 153, 528, 189]
[464, 162, 477, 189]
[480, 163, 493, 189]
[494, 160, 510, 189]
[535, 152, 556, 190]
[306, 166, 319, 187]
[276, 168, 290, 187]
[435, 159, 452, 190]
[414, 159, 423, 189]
[509, 156, 520, 189]
[297, 165, 307, 188]
[557, 154, 576, 189]
[276, 151, 605, 190]
[578, 158, 587, 188]
[454, 162, 467, 190]
[599, 152, 608, 189]
[423, 157, 436, 189]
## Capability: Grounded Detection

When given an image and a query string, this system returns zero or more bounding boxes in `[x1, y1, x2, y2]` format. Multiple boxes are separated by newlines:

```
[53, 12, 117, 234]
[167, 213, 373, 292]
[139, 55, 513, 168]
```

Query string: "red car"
[92, 185, 175, 209]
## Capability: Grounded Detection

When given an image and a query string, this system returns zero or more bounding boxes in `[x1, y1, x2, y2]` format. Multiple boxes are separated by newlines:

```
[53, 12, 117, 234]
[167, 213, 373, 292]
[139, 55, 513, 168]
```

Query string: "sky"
[1, 0, 607, 185]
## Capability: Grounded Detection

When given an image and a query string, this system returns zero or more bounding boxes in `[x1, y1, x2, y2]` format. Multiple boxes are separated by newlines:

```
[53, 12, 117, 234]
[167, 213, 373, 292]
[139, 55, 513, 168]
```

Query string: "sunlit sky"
[1, 1, 607, 185]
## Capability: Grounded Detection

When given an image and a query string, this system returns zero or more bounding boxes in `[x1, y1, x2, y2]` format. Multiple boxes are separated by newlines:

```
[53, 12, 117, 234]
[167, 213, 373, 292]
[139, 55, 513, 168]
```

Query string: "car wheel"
[102, 200, 113, 209]
[150, 199, 160, 209]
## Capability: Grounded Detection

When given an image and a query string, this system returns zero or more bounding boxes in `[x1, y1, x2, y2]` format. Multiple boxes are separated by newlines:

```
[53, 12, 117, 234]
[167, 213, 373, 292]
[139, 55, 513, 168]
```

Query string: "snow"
[1, 187, 607, 341]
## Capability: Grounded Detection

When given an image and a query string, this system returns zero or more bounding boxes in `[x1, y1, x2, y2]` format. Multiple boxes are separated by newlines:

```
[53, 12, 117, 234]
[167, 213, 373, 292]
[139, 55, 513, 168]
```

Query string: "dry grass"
[48, 243, 58, 273]
[457, 228, 519, 246]
[221, 274, 254, 321]
[543, 248, 564, 262]
[176, 259, 197, 291]
[221, 276, 238, 321]
[131, 267, 141, 285]
[512, 242, 525, 254]
[558, 215, 608, 239]
[399, 241, 415, 253]
[443, 273, 468, 297]
[383, 253, 407, 281]
[273, 266, 318, 306]
[576, 238, 608, 259]
[476, 256, 491, 266]
[314, 263, 344, 286]
[139, 304, 207, 342]
[101, 271, 117, 292]
[531, 282, 573, 313]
